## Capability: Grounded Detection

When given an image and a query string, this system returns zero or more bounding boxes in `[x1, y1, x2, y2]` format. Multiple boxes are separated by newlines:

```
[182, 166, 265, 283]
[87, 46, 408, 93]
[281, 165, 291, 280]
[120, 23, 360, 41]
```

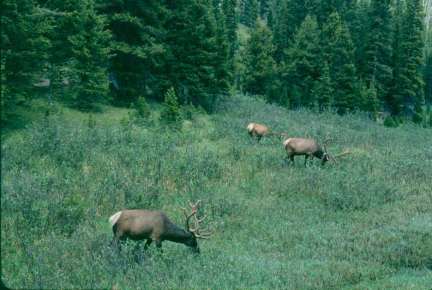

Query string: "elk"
[109, 200, 211, 253]
[247, 123, 287, 143]
[283, 137, 333, 166]
[247, 123, 269, 142]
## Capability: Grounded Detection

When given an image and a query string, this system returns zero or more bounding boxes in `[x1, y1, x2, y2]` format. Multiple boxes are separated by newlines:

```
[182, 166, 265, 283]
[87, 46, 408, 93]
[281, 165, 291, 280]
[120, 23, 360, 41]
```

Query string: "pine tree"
[68, 0, 111, 110]
[322, 12, 358, 114]
[282, 15, 321, 108]
[243, 19, 276, 99]
[363, 0, 393, 105]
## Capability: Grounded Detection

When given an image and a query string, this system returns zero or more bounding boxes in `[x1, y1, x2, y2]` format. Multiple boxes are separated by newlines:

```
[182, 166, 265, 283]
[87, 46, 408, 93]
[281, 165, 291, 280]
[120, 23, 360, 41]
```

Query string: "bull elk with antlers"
[283, 137, 351, 166]
[109, 200, 211, 253]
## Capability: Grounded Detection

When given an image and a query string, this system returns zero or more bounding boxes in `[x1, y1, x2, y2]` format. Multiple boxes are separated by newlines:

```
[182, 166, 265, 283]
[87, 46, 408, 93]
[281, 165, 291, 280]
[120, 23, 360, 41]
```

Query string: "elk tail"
[109, 211, 122, 227]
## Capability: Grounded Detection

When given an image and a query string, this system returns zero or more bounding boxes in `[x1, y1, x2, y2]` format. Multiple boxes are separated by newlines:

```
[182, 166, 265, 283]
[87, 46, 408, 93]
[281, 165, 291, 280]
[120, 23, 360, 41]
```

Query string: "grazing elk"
[283, 137, 333, 166]
[247, 123, 269, 142]
[109, 201, 211, 253]
[247, 123, 287, 143]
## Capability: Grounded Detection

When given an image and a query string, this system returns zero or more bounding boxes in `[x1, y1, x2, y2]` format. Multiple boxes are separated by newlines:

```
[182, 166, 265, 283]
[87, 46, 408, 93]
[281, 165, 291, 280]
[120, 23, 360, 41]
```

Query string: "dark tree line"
[1, 0, 233, 120]
[1, 0, 430, 124]
[242, 0, 430, 123]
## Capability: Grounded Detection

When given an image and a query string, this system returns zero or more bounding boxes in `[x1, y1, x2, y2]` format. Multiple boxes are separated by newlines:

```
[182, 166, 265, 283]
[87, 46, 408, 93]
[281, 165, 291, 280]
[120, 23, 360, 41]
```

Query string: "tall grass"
[1, 95, 431, 289]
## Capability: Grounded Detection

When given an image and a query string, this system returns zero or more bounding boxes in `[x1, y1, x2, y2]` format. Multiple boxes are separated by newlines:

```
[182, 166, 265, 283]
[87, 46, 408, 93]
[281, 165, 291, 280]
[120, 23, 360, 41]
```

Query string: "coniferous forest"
[1, 1, 432, 289]
[1, 0, 431, 123]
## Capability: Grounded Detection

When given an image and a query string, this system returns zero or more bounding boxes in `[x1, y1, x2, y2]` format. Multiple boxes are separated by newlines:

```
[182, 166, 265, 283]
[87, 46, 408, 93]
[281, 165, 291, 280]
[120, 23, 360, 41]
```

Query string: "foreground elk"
[109, 200, 211, 253]
[283, 137, 333, 166]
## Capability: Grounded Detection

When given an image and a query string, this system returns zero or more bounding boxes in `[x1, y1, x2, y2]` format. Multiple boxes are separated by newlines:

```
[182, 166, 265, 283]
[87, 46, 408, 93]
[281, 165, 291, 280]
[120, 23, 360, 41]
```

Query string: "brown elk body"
[247, 123, 270, 142]
[283, 138, 330, 166]
[109, 202, 210, 253]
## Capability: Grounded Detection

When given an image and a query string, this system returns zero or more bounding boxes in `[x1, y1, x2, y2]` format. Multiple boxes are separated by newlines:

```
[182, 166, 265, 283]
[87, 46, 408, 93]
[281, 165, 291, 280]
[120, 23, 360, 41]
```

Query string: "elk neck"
[163, 223, 194, 243]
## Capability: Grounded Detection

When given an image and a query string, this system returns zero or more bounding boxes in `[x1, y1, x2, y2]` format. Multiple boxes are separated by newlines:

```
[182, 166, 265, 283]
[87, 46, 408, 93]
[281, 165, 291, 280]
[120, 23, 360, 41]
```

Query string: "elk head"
[182, 200, 212, 253]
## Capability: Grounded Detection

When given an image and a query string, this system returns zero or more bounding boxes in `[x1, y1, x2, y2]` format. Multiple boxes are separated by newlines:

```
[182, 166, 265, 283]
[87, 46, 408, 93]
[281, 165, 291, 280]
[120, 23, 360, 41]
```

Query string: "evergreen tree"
[282, 15, 321, 108]
[273, 0, 309, 62]
[165, 0, 229, 111]
[160, 87, 182, 125]
[358, 80, 379, 116]
[322, 12, 357, 114]
[222, 0, 238, 68]
[243, 20, 276, 99]
[425, 28, 432, 106]
[98, 0, 168, 104]
[241, 0, 259, 27]
[68, 0, 111, 109]
[313, 62, 332, 112]
[363, 0, 393, 104]
[425, 52, 432, 106]
[259, 0, 269, 19]
[389, 0, 405, 115]
[1, 0, 51, 120]
[348, 1, 371, 80]
[135, 95, 151, 120]
[214, 2, 232, 92]
[394, 0, 425, 121]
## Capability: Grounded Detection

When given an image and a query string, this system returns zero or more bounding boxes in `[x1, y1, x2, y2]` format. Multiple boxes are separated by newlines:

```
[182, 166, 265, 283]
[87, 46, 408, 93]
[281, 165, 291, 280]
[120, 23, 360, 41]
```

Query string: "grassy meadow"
[1, 95, 432, 289]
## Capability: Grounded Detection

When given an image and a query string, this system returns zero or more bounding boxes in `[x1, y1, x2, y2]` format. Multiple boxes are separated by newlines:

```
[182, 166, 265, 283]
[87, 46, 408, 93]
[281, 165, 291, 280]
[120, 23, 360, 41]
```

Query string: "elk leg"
[289, 155, 295, 165]
[111, 229, 125, 252]
[155, 240, 163, 253]
[304, 155, 309, 167]
[144, 239, 152, 250]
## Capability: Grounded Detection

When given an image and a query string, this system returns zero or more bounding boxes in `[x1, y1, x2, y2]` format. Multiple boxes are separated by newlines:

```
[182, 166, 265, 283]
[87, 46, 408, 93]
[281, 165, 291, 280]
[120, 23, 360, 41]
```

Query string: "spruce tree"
[68, 0, 111, 110]
[358, 80, 379, 116]
[395, 0, 425, 121]
[98, 0, 167, 104]
[273, 0, 309, 63]
[160, 87, 182, 125]
[243, 20, 276, 99]
[363, 0, 393, 104]
[322, 12, 358, 114]
[314, 62, 332, 112]
[389, 0, 405, 115]
[283, 15, 321, 108]
[241, 0, 259, 27]
[222, 0, 238, 72]
[1, 0, 51, 120]
[165, 0, 229, 111]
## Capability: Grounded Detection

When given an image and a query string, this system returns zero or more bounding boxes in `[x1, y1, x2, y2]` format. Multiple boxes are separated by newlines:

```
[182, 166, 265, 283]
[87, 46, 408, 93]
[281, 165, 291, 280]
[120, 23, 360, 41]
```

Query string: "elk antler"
[333, 150, 352, 159]
[182, 200, 212, 239]
[181, 200, 201, 231]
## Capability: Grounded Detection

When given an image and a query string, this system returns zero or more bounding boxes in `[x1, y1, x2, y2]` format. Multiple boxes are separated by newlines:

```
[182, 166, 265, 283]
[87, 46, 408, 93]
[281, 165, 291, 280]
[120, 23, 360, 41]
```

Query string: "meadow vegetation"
[1, 94, 432, 289]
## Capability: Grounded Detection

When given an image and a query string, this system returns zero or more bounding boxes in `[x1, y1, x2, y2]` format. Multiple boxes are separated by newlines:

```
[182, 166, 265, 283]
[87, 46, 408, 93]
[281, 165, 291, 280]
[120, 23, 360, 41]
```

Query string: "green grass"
[1, 94, 431, 289]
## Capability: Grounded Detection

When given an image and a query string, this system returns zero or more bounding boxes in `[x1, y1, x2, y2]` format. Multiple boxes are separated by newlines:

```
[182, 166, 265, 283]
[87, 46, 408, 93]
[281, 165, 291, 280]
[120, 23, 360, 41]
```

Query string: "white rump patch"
[247, 123, 254, 132]
[109, 211, 122, 227]
[283, 138, 291, 147]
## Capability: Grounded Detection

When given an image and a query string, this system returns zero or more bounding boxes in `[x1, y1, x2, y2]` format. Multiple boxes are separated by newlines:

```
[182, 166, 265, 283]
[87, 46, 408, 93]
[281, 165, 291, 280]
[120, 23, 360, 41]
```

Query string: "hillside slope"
[1, 95, 431, 289]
